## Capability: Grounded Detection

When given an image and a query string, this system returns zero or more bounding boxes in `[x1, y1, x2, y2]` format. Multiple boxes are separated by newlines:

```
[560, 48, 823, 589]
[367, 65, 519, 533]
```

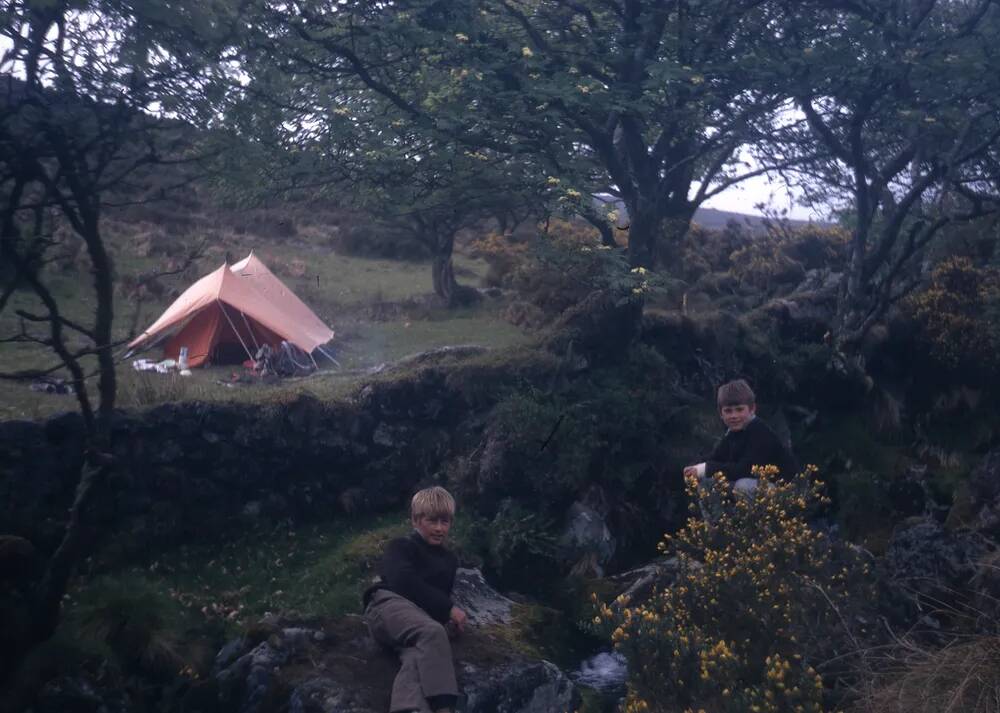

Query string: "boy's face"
[413, 513, 452, 546]
[720, 403, 756, 431]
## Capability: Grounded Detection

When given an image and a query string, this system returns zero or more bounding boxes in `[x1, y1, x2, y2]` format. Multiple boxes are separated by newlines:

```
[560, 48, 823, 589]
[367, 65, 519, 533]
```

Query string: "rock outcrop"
[451, 568, 516, 627]
[558, 502, 615, 578]
[212, 569, 577, 713]
[880, 518, 997, 632]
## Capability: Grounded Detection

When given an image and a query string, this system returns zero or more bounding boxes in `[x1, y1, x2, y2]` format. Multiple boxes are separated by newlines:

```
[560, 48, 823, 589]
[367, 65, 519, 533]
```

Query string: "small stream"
[571, 650, 628, 700]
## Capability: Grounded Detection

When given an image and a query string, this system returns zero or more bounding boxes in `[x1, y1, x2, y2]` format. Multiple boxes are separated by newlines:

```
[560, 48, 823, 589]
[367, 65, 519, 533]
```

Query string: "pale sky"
[701, 172, 825, 221]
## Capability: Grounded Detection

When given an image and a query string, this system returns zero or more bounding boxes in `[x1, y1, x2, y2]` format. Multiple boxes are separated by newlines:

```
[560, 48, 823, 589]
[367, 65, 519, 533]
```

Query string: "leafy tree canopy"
[239, 0, 799, 267]
[775, 0, 1000, 355]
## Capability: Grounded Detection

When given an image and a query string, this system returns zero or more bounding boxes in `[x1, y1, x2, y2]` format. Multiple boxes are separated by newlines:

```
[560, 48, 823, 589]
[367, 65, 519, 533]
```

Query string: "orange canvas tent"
[127, 253, 335, 368]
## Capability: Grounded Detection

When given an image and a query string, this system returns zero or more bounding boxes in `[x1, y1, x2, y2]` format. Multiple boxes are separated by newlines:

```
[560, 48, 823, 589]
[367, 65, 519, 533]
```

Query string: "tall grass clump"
[853, 636, 1000, 713]
[126, 372, 199, 407]
[598, 466, 871, 713]
[66, 573, 205, 679]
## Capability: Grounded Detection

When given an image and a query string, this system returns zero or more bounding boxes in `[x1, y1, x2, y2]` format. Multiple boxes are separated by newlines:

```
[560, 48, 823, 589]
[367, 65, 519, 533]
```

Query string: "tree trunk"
[31, 459, 111, 632]
[625, 194, 662, 269]
[659, 210, 695, 269]
[832, 181, 876, 358]
[827, 215, 877, 387]
[81, 214, 116, 422]
[432, 242, 458, 305]
[0, 186, 118, 693]
[430, 230, 478, 307]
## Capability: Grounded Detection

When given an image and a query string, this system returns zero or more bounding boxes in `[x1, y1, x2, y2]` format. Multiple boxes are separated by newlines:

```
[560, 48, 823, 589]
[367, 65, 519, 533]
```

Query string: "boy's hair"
[411, 486, 455, 521]
[717, 379, 756, 407]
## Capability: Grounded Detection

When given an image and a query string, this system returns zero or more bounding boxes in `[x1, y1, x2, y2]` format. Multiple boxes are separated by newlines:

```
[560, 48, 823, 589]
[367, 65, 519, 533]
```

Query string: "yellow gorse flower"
[596, 465, 869, 711]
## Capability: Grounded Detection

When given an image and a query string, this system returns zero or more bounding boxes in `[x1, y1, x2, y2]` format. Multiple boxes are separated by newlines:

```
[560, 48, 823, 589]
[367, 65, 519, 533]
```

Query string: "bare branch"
[15, 309, 95, 340]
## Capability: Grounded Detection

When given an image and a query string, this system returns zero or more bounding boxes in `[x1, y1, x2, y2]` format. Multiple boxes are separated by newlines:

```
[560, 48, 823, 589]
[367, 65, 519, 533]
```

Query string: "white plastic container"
[178, 346, 189, 371]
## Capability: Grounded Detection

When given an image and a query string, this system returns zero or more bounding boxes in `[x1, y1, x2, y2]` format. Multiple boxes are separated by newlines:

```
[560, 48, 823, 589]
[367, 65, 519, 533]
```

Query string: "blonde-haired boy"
[363, 487, 465, 713]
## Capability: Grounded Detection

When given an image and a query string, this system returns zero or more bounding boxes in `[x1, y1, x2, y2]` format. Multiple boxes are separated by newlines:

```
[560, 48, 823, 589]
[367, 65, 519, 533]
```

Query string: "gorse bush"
[904, 257, 1000, 378]
[672, 220, 849, 294]
[468, 230, 530, 287]
[503, 218, 654, 321]
[598, 467, 871, 713]
[728, 223, 850, 294]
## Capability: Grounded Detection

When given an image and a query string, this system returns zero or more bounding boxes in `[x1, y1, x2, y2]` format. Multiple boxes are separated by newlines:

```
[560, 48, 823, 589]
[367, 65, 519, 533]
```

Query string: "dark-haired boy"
[683, 379, 799, 493]
[363, 486, 465, 713]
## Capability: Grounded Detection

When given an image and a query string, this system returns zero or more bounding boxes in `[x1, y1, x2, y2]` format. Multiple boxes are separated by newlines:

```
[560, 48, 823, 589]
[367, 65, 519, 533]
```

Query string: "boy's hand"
[683, 463, 706, 479]
[449, 606, 467, 634]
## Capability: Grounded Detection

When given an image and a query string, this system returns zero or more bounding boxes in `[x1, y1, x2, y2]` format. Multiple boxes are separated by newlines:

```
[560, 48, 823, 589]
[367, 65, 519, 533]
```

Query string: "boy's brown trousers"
[365, 589, 459, 713]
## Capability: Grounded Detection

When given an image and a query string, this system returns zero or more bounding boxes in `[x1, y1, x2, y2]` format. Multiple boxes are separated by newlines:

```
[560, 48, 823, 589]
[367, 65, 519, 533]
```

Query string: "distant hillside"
[592, 193, 828, 233]
[692, 206, 822, 232]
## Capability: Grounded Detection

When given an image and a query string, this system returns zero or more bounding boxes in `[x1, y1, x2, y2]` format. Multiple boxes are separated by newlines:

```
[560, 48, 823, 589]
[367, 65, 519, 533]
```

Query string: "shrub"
[468, 230, 530, 287]
[484, 498, 557, 580]
[728, 223, 850, 294]
[481, 346, 681, 510]
[903, 257, 1000, 377]
[597, 466, 871, 713]
[505, 219, 658, 324]
[486, 387, 593, 502]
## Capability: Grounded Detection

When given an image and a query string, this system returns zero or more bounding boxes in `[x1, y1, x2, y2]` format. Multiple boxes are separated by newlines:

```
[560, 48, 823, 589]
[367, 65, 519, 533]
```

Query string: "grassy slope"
[11, 512, 411, 694]
[0, 216, 528, 420]
[16, 508, 590, 705]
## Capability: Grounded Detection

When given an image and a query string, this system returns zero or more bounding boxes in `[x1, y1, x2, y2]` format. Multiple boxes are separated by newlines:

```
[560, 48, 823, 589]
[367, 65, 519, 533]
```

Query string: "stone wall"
[0, 351, 558, 557]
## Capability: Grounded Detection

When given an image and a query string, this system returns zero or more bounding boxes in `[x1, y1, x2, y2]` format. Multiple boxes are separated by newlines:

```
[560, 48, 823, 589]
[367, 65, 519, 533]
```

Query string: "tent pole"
[285, 346, 312, 370]
[317, 346, 341, 368]
[240, 311, 261, 351]
[217, 300, 255, 363]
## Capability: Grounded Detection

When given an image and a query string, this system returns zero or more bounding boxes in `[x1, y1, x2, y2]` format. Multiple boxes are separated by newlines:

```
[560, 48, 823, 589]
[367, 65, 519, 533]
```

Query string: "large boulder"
[451, 568, 515, 627]
[216, 636, 293, 713]
[460, 659, 575, 713]
[212, 569, 577, 713]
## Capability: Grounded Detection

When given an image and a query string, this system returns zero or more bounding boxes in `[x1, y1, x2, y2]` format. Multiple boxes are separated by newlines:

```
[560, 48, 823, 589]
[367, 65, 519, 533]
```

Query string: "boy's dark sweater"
[362, 531, 458, 623]
[705, 417, 799, 481]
